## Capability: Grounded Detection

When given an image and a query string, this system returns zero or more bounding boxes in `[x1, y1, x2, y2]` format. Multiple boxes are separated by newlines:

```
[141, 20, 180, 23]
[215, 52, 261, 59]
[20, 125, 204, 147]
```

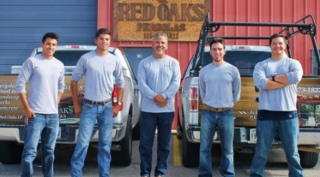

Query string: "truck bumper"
[185, 126, 320, 145]
[0, 123, 127, 144]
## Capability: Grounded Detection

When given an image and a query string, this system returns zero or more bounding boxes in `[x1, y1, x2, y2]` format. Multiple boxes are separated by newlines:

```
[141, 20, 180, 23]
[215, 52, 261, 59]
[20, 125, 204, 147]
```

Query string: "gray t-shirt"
[199, 62, 241, 108]
[71, 51, 124, 101]
[16, 54, 65, 114]
[138, 55, 181, 113]
[253, 57, 303, 111]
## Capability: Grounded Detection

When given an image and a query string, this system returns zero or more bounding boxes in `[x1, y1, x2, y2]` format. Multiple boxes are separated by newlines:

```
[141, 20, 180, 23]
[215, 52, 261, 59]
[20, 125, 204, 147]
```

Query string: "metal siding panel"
[237, 0, 248, 45]
[0, 0, 97, 5]
[0, 21, 97, 28]
[248, 0, 260, 46]
[0, 51, 30, 65]
[294, 0, 306, 74]
[0, 28, 96, 43]
[0, 1, 97, 74]
[0, 6, 96, 20]
[307, 0, 318, 75]
[0, 65, 13, 74]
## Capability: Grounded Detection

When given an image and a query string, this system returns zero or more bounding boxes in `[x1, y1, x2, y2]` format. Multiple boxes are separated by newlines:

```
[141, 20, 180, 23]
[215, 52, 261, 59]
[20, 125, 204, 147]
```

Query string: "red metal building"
[97, 0, 320, 129]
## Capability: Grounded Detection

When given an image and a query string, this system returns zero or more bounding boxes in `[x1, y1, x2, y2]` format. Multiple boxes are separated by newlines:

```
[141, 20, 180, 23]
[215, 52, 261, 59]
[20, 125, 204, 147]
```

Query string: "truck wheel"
[176, 110, 182, 140]
[0, 141, 23, 164]
[132, 116, 140, 140]
[111, 115, 132, 166]
[181, 128, 200, 167]
[299, 146, 319, 168]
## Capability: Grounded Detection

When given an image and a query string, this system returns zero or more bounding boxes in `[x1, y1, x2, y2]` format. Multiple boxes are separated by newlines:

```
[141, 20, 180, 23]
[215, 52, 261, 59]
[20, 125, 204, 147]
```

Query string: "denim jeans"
[250, 118, 303, 177]
[199, 109, 235, 177]
[71, 102, 113, 177]
[21, 113, 59, 177]
[139, 111, 174, 177]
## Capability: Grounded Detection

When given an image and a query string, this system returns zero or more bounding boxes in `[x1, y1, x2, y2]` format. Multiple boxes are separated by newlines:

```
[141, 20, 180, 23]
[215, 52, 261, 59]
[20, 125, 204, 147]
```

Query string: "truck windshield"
[203, 51, 271, 75]
[37, 50, 115, 66]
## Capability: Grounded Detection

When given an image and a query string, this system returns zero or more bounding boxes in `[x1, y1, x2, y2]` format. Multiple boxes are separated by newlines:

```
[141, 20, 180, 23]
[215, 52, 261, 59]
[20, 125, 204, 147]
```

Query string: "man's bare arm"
[58, 92, 63, 103]
[71, 80, 81, 117]
[266, 80, 287, 90]
[113, 88, 124, 118]
[18, 93, 35, 125]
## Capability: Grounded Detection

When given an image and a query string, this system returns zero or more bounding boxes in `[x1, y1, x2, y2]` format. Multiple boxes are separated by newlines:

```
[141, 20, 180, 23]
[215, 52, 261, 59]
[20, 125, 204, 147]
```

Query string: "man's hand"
[113, 105, 120, 118]
[153, 95, 167, 107]
[25, 107, 35, 125]
[158, 100, 168, 107]
[74, 105, 82, 117]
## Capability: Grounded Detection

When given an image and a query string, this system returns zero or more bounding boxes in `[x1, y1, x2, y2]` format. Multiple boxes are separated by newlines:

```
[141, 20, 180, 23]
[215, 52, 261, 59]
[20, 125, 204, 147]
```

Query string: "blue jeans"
[21, 113, 59, 177]
[71, 102, 113, 177]
[199, 109, 235, 177]
[139, 111, 174, 177]
[250, 118, 304, 177]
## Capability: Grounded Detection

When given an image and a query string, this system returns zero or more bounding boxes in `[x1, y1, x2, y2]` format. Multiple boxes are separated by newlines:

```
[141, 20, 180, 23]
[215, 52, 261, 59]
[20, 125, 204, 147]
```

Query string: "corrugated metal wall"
[210, 0, 320, 76]
[0, 0, 97, 74]
[99, 0, 320, 76]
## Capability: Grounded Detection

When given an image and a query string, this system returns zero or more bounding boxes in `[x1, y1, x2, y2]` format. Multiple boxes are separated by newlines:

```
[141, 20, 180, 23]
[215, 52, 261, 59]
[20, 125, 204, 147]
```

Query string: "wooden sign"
[113, 0, 210, 42]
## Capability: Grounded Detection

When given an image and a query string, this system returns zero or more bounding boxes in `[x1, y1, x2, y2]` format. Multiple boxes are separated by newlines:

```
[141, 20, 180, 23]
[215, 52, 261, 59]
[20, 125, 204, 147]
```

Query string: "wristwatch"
[272, 75, 276, 81]
[117, 102, 122, 106]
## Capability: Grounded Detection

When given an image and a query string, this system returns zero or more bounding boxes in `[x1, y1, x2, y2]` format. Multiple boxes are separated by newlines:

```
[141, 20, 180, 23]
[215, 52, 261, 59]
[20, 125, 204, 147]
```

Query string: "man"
[70, 28, 124, 177]
[198, 38, 241, 177]
[138, 33, 181, 177]
[16, 33, 65, 177]
[250, 33, 304, 177]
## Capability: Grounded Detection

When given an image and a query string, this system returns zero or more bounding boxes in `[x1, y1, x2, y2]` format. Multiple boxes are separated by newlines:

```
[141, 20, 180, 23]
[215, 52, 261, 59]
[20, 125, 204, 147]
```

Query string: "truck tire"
[111, 115, 132, 166]
[0, 141, 23, 164]
[181, 128, 200, 167]
[299, 146, 319, 168]
[176, 110, 182, 140]
[132, 116, 140, 140]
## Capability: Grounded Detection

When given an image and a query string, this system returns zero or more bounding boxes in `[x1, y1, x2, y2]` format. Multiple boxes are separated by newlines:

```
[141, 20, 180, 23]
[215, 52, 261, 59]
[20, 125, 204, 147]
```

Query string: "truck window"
[202, 51, 271, 75]
[37, 51, 91, 66]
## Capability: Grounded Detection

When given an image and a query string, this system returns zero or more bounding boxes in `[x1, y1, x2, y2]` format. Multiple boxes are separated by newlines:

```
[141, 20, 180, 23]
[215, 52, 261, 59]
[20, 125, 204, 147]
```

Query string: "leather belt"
[202, 105, 232, 112]
[84, 99, 111, 105]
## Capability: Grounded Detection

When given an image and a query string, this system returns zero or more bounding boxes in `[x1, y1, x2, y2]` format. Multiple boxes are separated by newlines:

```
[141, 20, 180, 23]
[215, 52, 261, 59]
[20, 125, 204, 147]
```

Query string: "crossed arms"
[253, 59, 303, 90]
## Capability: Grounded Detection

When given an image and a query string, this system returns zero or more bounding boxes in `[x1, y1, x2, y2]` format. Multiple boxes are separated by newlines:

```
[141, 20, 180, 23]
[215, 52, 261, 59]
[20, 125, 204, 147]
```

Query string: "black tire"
[111, 115, 132, 166]
[181, 128, 200, 167]
[299, 146, 319, 168]
[132, 115, 140, 140]
[0, 141, 23, 164]
[176, 110, 182, 140]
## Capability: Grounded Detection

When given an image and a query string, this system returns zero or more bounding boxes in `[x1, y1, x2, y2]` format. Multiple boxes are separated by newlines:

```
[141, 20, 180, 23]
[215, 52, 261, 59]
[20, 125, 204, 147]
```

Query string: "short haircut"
[269, 33, 288, 45]
[42, 33, 59, 43]
[210, 38, 225, 49]
[96, 28, 111, 39]
[153, 33, 168, 44]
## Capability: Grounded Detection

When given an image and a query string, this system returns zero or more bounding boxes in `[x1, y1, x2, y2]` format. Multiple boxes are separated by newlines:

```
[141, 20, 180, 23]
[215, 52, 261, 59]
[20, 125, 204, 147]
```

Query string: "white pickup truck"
[177, 13, 320, 168]
[0, 46, 141, 166]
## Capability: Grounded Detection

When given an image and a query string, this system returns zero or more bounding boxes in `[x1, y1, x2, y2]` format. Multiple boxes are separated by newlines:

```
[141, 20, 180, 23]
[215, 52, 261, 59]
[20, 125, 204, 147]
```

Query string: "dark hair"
[210, 38, 225, 49]
[42, 33, 59, 43]
[96, 28, 111, 39]
[269, 33, 288, 45]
